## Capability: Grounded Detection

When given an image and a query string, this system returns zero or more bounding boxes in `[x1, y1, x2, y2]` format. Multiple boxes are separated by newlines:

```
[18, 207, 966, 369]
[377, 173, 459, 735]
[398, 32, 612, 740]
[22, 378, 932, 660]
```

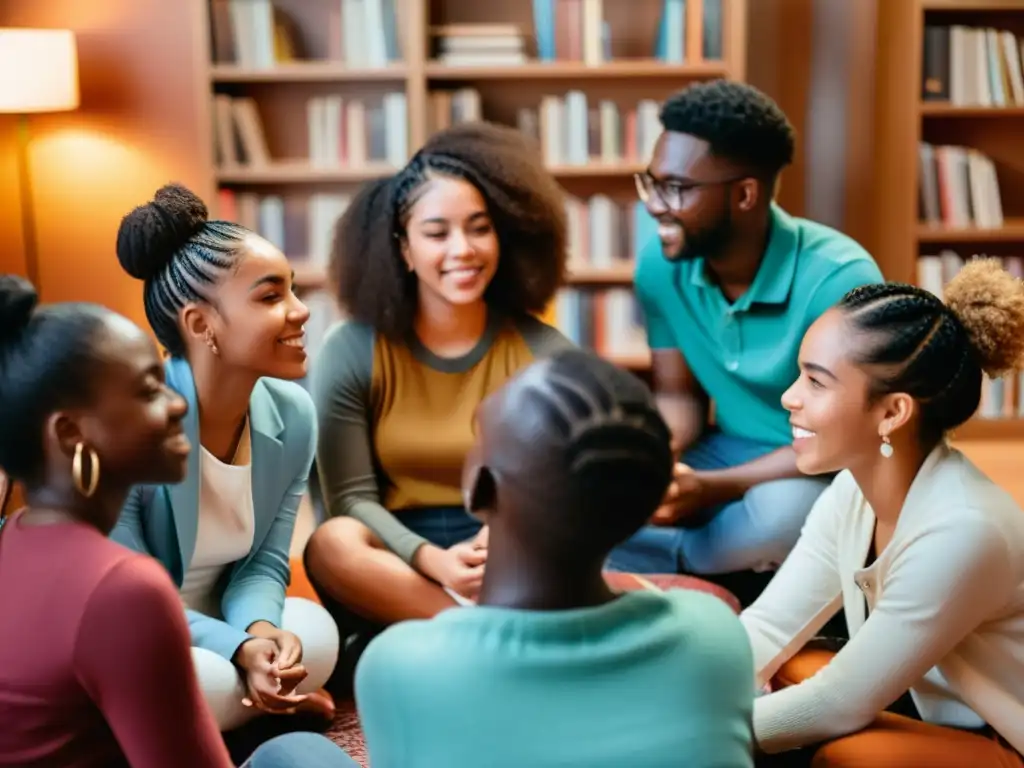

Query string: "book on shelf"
[918, 142, 1003, 229]
[530, 0, 722, 65]
[431, 24, 527, 67]
[213, 91, 408, 171]
[210, 0, 402, 68]
[530, 92, 660, 166]
[553, 287, 648, 363]
[918, 251, 1024, 419]
[922, 24, 1024, 107]
[307, 92, 408, 169]
[564, 196, 650, 271]
[216, 189, 350, 272]
[427, 89, 482, 135]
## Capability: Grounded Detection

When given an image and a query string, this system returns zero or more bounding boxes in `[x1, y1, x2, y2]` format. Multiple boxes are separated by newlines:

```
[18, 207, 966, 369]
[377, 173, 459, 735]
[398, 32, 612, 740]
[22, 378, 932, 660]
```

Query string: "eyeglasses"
[634, 171, 749, 210]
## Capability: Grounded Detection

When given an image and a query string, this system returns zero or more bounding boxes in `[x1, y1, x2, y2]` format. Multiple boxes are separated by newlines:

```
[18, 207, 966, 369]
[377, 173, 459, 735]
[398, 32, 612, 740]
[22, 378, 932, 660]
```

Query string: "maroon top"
[0, 514, 232, 768]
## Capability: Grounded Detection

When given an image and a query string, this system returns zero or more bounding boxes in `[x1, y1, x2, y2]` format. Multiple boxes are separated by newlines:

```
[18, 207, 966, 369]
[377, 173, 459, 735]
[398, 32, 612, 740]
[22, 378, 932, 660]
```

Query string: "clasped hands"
[416, 525, 489, 602]
[235, 621, 307, 714]
[650, 462, 706, 526]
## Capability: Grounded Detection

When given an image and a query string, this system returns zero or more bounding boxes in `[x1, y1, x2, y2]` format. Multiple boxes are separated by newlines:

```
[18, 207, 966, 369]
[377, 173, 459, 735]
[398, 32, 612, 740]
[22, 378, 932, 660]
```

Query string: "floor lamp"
[0, 28, 80, 289]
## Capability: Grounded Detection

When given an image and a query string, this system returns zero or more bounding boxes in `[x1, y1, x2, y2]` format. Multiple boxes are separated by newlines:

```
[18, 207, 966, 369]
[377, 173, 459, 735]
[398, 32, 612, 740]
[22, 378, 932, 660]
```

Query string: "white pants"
[191, 597, 340, 732]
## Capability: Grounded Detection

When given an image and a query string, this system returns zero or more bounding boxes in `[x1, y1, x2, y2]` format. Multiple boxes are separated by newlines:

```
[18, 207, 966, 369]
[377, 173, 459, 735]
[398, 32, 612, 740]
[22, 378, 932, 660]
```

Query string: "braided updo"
[839, 258, 1024, 441]
[329, 121, 568, 340]
[116, 183, 250, 357]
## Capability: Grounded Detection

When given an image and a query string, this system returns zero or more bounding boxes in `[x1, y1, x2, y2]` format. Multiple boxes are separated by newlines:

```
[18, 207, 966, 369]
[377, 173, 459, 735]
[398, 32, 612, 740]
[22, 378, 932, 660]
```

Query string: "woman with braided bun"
[741, 258, 1024, 765]
[110, 183, 340, 733]
[355, 348, 755, 767]
[304, 122, 572, 671]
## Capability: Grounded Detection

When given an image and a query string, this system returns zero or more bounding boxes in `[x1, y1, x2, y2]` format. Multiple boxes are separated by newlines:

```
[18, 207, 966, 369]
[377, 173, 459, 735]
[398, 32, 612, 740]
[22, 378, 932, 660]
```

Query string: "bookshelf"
[872, 0, 1024, 440]
[201, 0, 748, 371]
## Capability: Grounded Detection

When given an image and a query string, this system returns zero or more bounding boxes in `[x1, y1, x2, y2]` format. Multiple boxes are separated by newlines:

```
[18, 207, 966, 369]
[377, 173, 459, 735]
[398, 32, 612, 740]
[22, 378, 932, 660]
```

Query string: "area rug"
[321, 573, 739, 762]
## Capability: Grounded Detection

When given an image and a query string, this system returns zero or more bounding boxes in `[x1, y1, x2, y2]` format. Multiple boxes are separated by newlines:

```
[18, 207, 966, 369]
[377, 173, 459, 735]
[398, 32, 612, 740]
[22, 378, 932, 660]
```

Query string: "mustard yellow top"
[311, 312, 571, 563]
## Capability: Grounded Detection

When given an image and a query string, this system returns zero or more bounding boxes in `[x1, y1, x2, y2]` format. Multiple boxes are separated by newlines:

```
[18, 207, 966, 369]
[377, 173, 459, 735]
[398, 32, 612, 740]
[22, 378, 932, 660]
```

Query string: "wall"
[0, 0, 213, 328]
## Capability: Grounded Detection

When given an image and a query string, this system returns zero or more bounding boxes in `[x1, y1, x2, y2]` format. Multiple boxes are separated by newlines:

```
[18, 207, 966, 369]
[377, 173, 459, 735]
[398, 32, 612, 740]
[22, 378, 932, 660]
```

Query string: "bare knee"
[304, 517, 375, 585]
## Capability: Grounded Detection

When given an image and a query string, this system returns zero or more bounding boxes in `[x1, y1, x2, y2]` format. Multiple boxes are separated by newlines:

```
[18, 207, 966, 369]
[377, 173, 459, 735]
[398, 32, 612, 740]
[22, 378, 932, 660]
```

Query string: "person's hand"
[651, 463, 705, 526]
[247, 621, 303, 670]
[416, 541, 486, 600]
[471, 525, 489, 551]
[233, 637, 309, 714]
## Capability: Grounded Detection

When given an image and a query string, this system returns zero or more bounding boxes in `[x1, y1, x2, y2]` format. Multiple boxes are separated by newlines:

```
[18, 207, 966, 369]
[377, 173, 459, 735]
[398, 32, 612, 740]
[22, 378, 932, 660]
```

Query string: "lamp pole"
[14, 113, 39, 287]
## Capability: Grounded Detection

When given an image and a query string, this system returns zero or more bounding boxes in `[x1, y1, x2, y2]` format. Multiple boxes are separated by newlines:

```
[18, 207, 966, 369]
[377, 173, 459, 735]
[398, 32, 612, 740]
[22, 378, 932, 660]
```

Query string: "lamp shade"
[0, 29, 79, 113]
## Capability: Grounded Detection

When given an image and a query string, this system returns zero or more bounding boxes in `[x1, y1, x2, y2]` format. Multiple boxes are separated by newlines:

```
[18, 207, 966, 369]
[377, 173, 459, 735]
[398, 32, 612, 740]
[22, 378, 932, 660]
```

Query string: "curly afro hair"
[838, 258, 1024, 443]
[329, 121, 568, 340]
[659, 79, 795, 179]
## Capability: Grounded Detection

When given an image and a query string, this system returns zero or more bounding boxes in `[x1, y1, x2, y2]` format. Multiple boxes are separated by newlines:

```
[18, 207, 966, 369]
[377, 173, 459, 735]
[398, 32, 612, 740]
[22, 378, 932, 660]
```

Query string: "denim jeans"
[243, 732, 359, 767]
[607, 431, 830, 575]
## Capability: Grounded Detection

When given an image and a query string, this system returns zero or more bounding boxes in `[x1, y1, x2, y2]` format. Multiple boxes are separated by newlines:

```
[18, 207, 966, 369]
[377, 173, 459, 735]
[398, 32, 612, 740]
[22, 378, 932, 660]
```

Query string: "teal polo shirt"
[635, 204, 883, 447]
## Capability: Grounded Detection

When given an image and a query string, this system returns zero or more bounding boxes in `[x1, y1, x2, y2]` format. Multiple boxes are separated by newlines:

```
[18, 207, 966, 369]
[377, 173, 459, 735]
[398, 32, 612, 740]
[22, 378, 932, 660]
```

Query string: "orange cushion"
[287, 556, 322, 604]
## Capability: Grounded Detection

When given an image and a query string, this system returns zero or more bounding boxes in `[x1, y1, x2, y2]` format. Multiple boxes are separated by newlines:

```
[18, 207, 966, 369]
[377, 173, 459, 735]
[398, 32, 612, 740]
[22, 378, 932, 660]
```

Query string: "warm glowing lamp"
[0, 28, 80, 288]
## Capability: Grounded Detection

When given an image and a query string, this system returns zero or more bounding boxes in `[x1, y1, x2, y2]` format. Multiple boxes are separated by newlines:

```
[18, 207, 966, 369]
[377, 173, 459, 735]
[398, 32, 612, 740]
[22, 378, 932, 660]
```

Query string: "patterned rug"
[321, 573, 738, 762]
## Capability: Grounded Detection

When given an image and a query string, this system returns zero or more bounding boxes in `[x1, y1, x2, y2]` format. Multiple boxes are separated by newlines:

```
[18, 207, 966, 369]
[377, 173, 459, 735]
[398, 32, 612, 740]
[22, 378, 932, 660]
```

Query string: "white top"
[179, 421, 255, 618]
[741, 442, 1024, 754]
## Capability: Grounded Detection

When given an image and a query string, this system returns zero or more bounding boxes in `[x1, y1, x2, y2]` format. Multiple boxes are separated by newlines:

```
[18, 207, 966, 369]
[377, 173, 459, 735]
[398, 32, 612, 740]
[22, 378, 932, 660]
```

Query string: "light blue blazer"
[111, 357, 317, 661]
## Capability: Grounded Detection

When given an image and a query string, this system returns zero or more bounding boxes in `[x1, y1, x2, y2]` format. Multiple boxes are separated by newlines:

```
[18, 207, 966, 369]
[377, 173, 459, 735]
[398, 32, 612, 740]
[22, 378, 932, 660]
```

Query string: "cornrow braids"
[839, 282, 980, 441]
[330, 121, 567, 340]
[505, 350, 675, 551]
[117, 184, 250, 357]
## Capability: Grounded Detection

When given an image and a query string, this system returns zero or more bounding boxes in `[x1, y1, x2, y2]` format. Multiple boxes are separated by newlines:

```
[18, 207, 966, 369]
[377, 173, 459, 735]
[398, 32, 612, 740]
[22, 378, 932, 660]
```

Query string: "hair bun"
[0, 274, 39, 343]
[116, 183, 208, 281]
[944, 257, 1024, 377]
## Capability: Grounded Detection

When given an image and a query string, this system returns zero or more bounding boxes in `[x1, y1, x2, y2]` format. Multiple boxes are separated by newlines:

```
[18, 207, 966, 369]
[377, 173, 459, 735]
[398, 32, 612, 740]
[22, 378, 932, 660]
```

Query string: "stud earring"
[880, 434, 894, 459]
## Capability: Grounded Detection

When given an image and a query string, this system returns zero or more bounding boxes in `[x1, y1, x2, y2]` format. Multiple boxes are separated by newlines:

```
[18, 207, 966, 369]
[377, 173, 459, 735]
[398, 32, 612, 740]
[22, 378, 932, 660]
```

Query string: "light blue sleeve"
[804, 258, 885, 324]
[221, 386, 317, 635]
[634, 238, 678, 350]
[112, 486, 253, 661]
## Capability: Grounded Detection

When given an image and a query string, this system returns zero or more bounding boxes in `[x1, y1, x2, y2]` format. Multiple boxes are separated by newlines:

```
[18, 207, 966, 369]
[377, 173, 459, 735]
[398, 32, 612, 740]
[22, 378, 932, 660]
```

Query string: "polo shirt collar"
[687, 203, 799, 311]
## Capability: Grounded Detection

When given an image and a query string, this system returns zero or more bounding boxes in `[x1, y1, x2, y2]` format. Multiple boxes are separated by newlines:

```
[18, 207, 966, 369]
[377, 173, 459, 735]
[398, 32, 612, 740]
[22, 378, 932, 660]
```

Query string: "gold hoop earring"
[73, 442, 101, 498]
[880, 434, 894, 459]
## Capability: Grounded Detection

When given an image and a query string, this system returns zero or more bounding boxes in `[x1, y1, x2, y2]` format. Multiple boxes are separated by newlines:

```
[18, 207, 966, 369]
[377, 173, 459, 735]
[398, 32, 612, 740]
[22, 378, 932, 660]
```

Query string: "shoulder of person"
[319, 318, 376, 355]
[255, 376, 315, 424]
[791, 216, 883, 282]
[93, 549, 180, 610]
[511, 313, 574, 356]
[356, 617, 463, 694]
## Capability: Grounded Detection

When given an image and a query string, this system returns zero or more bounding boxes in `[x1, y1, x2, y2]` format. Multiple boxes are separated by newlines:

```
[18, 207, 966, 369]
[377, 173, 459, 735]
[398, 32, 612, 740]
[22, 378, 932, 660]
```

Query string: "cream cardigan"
[741, 443, 1024, 754]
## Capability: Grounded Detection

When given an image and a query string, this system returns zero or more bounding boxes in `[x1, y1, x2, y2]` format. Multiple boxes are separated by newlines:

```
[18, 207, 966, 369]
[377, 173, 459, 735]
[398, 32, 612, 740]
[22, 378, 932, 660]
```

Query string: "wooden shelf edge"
[949, 418, 1024, 441]
[920, 102, 1024, 117]
[211, 63, 407, 82]
[607, 350, 652, 370]
[921, 0, 1024, 9]
[425, 60, 729, 79]
[917, 219, 1024, 243]
[217, 162, 398, 183]
[549, 162, 645, 177]
[292, 264, 636, 290]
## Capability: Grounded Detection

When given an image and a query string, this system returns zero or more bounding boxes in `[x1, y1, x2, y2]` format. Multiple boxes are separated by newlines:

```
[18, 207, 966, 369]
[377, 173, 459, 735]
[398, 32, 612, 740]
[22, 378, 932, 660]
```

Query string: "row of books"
[213, 93, 408, 169]
[918, 251, 1024, 420]
[528, 92, 661, 167]
[922, 24, 1024, 107]
[565, 197, 650, 270]
[210, 0, 401, 68]
[217, 190, 350, 268]
[917, 142, 1003, 229]
[531, 0, 723, 64]
[552, 288, 648, 360]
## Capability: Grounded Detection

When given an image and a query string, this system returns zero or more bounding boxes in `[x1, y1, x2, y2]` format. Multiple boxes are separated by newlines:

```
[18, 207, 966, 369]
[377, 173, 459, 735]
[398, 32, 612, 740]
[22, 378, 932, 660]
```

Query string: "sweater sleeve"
[740, 474, 848, 688]
[311, 321, 427, 564]
[74, 556, 232, 768]
[751, 513, 1015, 754]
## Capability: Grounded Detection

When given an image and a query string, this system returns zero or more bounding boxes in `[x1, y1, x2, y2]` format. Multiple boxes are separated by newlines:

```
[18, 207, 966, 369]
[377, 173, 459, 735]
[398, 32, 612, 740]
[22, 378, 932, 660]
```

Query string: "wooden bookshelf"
[199, 0, 749, 372]
[872, 0, 1024, 438]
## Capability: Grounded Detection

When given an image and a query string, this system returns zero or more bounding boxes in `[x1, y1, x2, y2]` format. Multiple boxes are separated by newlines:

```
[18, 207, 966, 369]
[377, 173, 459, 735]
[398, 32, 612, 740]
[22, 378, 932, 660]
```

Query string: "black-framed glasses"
[634, 171, 749, 210]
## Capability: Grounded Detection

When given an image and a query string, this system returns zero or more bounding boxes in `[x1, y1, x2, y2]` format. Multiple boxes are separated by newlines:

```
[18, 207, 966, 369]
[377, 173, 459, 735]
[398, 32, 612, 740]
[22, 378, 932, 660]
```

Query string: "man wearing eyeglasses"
[608, 79, 883, 583]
